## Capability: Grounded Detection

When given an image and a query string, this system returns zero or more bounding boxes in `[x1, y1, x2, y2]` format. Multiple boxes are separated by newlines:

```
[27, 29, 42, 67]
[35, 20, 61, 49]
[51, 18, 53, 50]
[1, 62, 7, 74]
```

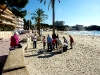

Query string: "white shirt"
[40, 29, 43, 35]
[33, 36, 37, 41]
[63, 42, 68, 46]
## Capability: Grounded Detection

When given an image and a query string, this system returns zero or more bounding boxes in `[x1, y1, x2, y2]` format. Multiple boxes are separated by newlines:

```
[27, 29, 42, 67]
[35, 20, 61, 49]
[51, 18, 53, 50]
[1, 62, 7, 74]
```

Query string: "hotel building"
[55, 21, 65, 26]
[0, 4, 24, 31]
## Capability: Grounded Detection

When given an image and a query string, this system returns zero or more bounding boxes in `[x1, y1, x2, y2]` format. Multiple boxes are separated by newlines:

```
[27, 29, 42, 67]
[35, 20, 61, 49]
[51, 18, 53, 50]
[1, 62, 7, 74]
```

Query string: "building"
[55, 21, 65, 26]
[0, 4, 24, 31]
[76, 24, 84, 30]
[70, 24, 84, 31]
[15, 17, 24, 31]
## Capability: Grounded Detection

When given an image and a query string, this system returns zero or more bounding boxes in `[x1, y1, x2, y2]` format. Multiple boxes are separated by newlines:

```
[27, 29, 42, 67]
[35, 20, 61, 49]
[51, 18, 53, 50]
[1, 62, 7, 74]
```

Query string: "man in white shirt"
[33, 34, 37, 49]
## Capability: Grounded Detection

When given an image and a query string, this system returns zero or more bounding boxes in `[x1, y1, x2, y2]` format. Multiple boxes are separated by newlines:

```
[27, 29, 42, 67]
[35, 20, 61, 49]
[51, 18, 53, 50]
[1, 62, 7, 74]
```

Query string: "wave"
[65, 31, 100, 36]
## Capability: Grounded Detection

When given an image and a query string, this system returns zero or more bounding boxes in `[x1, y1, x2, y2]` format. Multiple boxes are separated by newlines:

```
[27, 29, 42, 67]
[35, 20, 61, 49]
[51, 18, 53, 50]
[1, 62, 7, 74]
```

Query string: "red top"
[70, 37, 74, 43]
[10, 34, 19, 47]
[52, 39, 56, 44]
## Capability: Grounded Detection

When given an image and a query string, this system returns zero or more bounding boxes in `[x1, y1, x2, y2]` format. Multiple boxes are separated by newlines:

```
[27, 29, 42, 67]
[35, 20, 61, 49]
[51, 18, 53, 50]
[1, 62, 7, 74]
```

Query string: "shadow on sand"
[0, 55, 8, 75]
[25, 48, 60, 58]
[25, 47, 73, 58]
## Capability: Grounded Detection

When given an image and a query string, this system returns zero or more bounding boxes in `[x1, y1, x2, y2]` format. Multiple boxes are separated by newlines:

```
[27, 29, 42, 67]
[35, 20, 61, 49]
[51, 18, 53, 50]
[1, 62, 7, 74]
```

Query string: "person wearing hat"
[9, 31, 21, 50]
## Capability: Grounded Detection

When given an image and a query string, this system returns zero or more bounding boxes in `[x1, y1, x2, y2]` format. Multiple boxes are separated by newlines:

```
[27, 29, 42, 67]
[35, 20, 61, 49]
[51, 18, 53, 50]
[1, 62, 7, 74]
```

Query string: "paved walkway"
[0, 33, 33, 74]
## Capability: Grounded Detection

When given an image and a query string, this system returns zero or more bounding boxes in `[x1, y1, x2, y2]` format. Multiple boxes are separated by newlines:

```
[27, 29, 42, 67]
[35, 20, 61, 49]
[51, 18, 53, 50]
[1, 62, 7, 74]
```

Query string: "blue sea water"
[65, 31, 100, 36]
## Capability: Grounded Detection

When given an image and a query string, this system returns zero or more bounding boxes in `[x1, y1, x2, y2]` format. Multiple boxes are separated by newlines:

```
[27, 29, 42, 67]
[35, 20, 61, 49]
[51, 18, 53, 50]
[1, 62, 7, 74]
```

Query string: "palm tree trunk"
[52, 1, 55, 34]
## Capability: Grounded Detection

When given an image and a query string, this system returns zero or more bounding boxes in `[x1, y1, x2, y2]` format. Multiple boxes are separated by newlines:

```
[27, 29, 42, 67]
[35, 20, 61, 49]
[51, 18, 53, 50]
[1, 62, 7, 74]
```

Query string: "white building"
[15, 17, 24, 31]
[0, 4, 24, 31]
[55, 21, 65, 26]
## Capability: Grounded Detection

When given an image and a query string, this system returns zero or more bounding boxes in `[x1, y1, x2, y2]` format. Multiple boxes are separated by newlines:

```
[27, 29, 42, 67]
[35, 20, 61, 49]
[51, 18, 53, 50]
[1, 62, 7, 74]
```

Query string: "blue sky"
[24, 0, 100, 26]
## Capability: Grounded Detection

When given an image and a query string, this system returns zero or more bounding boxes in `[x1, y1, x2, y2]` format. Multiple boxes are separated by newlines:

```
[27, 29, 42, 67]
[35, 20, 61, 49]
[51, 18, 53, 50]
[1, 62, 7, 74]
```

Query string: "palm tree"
[38, 0, 60, 34]
[31, 8, 48, 35]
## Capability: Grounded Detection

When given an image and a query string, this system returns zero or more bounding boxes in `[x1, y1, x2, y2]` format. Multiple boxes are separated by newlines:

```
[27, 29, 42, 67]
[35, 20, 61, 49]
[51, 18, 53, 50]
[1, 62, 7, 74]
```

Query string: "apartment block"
[0, 4, 24, 31]
[55, 21, 65, 26]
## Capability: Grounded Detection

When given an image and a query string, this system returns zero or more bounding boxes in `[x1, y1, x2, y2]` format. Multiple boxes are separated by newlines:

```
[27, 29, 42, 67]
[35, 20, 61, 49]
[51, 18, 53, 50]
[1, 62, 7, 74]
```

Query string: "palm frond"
[58, 0, 60, 3]
[48, 0, 52, 10]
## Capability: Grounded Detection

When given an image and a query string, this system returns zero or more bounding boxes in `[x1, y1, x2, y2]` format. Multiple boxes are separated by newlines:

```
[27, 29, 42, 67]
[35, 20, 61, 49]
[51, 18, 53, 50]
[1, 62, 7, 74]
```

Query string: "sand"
[24, 31, 100, 75]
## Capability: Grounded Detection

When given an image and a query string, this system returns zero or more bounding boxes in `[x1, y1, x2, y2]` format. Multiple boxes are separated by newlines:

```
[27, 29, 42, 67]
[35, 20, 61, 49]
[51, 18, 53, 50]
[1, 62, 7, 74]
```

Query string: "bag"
[18, 44, 22, 48]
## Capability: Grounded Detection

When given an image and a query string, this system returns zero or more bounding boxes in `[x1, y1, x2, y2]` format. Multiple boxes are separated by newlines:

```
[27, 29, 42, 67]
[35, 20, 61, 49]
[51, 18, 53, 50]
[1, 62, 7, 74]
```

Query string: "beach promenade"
[0, 31, 100, 75]
[24, 31, 100, 75]
[0, 33, 33, 74]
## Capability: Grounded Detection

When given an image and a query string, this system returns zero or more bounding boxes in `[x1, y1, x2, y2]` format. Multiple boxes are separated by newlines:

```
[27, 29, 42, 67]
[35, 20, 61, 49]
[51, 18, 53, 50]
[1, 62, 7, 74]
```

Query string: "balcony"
[0, 20, 16, 26]
[0, 14, 14, 21]
[0, 9, 10, 15]
[0, 4, 12, 15]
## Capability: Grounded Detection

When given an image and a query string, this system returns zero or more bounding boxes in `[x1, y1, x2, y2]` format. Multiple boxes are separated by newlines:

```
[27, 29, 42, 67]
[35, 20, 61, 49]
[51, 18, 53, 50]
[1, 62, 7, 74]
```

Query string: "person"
[69, 35, 74, 49]
[9, 31, 21, 50]
[52, 33, 56, 39]
[52, 38, 56, 49]
[62, 36, 68, 52]
[42, 36, 46, 50]
[56, 34, 59, 48]
[47, 34, 52, 52]
[57, 39, 63, 53]
[33, 34, 37, 49]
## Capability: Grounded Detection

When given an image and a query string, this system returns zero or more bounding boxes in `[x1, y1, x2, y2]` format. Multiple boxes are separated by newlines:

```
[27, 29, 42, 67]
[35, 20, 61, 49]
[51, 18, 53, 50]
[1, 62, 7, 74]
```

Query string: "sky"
[24, 0, 100, 26]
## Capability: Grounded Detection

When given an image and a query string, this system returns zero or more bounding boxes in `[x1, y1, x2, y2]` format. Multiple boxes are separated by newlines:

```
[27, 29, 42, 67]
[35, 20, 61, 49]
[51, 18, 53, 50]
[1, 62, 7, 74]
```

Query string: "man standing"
[33, 34, 37, 49]
[47, 34, 52, 52]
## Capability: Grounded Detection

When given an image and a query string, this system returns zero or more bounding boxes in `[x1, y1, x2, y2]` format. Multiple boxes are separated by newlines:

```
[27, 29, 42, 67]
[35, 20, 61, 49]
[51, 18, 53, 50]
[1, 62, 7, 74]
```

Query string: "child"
[69, 35, 74, 49]
[42, 36, 46, 49]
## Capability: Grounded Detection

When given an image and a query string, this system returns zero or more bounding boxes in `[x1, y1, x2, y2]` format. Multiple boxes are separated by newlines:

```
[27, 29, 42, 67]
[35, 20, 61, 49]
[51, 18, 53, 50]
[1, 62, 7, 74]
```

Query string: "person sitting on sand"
[63, 36, 68, 52]
[69, 35, 74, 49]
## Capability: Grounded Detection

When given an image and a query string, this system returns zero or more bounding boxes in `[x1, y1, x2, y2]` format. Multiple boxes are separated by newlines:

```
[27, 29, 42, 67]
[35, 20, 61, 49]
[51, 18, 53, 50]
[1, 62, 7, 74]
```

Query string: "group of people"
[32, 33, 74, 53]
[9, 31, 74, 53]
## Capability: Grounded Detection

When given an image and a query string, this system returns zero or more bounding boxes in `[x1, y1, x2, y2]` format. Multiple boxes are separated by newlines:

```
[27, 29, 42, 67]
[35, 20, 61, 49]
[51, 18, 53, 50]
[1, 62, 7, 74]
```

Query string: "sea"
[65, 31, 100, 36]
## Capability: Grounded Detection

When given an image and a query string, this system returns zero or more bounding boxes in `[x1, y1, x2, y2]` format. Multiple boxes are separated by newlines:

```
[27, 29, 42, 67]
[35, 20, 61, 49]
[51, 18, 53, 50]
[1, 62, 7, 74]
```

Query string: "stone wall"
[0, 31, 13, 39]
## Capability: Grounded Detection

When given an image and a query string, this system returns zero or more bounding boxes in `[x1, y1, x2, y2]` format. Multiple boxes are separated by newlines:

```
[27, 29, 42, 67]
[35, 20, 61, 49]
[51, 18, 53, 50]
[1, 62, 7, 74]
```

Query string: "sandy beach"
[24, 31, 100, 75]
